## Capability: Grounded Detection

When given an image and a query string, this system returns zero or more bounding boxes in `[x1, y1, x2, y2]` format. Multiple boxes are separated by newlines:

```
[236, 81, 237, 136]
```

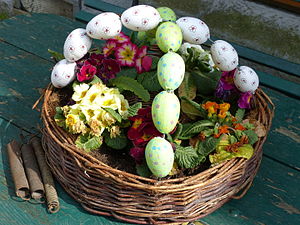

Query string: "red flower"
[76, 61, 97, 82]
[135, 46, 152, 74]
[115, 42, 138, 67]
[103, 40, 117, 57]
[129, 147, 145, 164]
[109, 32, 130, 44]
[127, 107, 163, 163]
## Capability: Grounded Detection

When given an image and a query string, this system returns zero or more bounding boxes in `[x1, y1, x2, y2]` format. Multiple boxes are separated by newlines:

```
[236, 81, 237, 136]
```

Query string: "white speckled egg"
[145, 137, 174, 178]
[121, 5, 162, 31]
[86, 12, 122, 40]
[176, 17, 210, 44]
[234, 66, 259, 93]
[156, 22, 182, 53]
[63, 28, 92, 62]
[152, 91, 180, 134]
[51, 59, 76, 88]
[210, 40, 238, 71]
[157, 52, 185, 90]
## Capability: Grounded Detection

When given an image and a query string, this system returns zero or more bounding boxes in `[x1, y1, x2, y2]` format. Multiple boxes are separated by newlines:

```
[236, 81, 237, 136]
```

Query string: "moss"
[0, 13, 9, 21]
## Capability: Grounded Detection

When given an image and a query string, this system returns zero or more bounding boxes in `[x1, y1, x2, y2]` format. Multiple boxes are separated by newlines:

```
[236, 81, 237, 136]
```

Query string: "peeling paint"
[275, 127, 300, 143]
[266, 184, 287, 193]
[0, 101, 8, 105]
[8, 88, 23, 99]
[275, 201, 300, 215]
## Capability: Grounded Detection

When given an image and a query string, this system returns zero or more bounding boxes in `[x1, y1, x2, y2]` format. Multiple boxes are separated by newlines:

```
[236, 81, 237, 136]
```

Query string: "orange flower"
[219, 103, 230, 112]
[214, 125, 230, 138]
[218, 110, 227, 119]
[234, 123, 246, 131]
[202, 101, 219, 117]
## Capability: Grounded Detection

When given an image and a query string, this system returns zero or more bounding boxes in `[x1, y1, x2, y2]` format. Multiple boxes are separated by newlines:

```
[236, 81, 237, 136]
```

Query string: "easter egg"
[157, 52, 185, 90]
[51, 59, 76, 88]
[86, 12, 122, 40]
[157, 7, 176, 22]
[121, 5, 162, 31]
[63, 28, 92, 62]
[156, 22, 182, 53]
[210, 40, 239, 71]
[234, 66, 259, 93]
[152, 91, 180, 134]
[176, 17, 210, 44]
[145, 137, 174, 178]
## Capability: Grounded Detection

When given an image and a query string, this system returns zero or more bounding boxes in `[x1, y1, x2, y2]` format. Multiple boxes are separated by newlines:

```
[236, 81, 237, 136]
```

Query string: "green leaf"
[104, 108, 122, 123]
[180, 96, 207, 118]
[235, 108, 245, 122]
[48, 49, 64, 62]
[54, 107, 65, 127]
[127, 102, 142, 117]
[151, 56, 160, 70]
[103, 131, 128, 150]
[243, 130, 259, 145]
[229, 135, 238, 144]
[87, 76, 102, 85]
[137, 71, 161, 92]
[110, 76, 150, 102]
[136, 163, 152, 178]
[209, 144, 254, 165]
[166, 133, 173, 143]
[197, 136, 220, 156]
[178, 72, 197, 100]
[191, 70, 221, 96]
[75, 134, 103, 152]
[116, 68, 137, 79]
[173, 123, 183, 140]
[175, 145, 205, 169]
[180, 120, 214, 139]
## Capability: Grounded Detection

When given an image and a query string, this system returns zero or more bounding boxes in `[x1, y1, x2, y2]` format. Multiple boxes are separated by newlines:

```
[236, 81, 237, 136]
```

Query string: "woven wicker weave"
[41, 84, 274, 224]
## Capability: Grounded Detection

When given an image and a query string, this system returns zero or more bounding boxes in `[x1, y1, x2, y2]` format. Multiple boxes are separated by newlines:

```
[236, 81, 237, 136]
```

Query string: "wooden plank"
[0, 118, 130, 225]
[210, 36, 300, 77]
[75, 10, 95, 23]
[0, 14, 85, 61]
[260, 86, 300, 170]
[84, 0, 125, 14]
[202, 156, 300, 225]
[0, 41, 53, 132]
[258, 71, 300, 98]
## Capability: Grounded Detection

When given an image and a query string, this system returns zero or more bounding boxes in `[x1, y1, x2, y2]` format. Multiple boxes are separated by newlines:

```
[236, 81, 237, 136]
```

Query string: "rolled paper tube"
[30, 137, 60, 213]
[7, 140, 30, 200]
[21, 143, 45, 202]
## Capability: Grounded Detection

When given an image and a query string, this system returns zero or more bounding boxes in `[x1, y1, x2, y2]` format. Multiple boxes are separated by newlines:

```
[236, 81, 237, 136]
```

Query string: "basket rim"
[41, 84, 275, 190]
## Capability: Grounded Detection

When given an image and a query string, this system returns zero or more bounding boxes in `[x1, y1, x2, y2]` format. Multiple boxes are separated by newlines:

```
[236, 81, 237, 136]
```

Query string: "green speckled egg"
[152, 91, 180, 134]
[157, 7, 177, 22]
[157, 52, 185, 90]
[156, 22, 182, 53]
[145, 137, 174, 178]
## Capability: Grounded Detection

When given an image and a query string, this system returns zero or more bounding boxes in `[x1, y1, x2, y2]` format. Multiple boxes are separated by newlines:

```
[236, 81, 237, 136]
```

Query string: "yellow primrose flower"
[117, 94, 129, 118]
[89, 118, 105, 136]
[81, 106, 95, 123]
[109, 125, 121, 138]
[93, 108, 116, 128]
[72, 83, 90, 102]
[80, 83, 103, 106]
[65, 114, 87, 134]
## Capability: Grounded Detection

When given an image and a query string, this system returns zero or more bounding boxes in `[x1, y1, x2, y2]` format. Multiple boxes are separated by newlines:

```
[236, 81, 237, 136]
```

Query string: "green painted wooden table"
[0, 13, 300, 225]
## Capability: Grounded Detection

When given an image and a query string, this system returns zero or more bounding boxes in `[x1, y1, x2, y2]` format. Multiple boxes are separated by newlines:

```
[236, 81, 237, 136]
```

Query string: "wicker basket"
[41, 84, 274, 224]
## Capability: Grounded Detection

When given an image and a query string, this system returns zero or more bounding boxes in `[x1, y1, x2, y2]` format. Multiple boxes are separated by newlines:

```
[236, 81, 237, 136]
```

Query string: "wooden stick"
[6, 140, 30, 200]
[30, 137, 60, 213]
[21, 144, 45, 202]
